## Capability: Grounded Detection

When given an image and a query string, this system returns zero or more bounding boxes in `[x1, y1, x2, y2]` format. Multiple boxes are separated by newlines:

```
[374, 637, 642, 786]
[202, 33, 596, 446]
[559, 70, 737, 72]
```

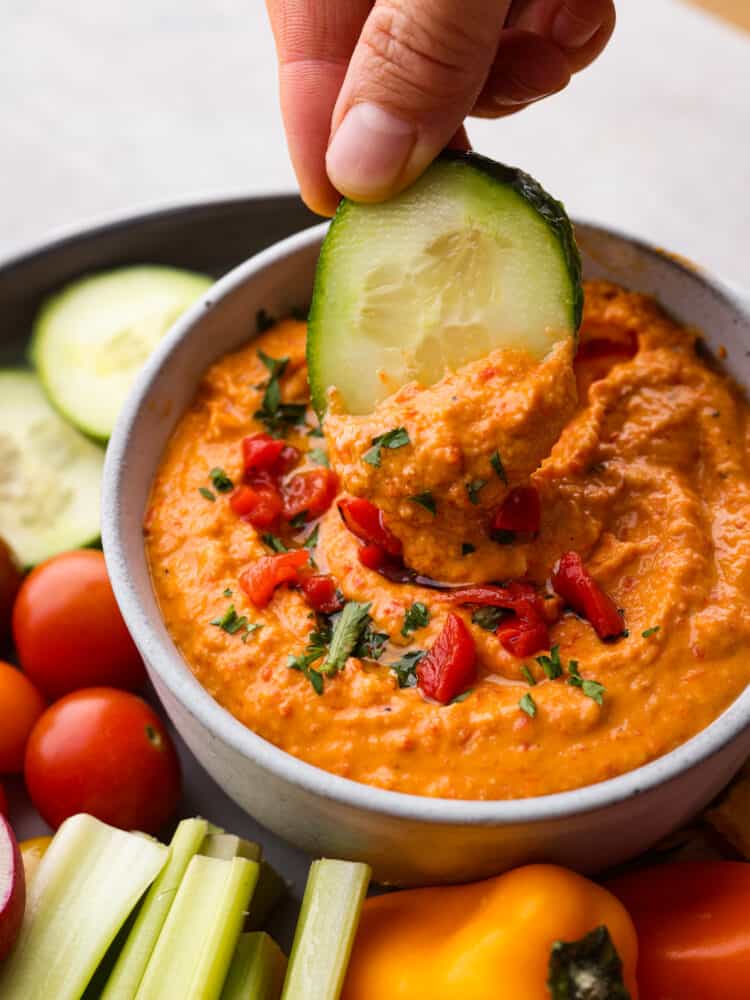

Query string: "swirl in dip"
[145, 282, 750, 800]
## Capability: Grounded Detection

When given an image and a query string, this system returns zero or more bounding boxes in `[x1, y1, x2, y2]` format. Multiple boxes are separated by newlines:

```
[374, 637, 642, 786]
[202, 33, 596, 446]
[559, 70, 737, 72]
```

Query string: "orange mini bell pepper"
[342, 864, 639, 999]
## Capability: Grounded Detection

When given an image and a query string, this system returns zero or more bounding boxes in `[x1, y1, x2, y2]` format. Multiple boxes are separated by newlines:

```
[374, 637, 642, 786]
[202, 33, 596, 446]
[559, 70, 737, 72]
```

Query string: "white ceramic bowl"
[103, 221, 750, 886]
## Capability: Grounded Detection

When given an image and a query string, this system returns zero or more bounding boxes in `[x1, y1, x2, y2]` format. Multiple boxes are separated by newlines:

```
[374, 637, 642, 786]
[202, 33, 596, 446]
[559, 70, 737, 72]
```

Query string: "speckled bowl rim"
[103, 219, 750, 826]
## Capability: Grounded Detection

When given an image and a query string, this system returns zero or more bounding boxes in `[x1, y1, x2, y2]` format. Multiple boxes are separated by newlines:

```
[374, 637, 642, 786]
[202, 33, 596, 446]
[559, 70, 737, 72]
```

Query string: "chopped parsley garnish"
[256, 309, 275, 333]
[303, 524, 320, 550]
[363, 427, 410, 467]
[461, 542, 476, 556]
[254, 350, 306, 437]
[409, 491, 436, 515]
[198, 487, 216, 502]
[241, 623, 263, 643]
[567, 660, 606, 704]
[258, 349, 288, 378]
[354, 622, 389, 660]
[321, 602, 373, 675]
[223, 588, 233, 598]
[209, 467, 234, 493]
[289, 511, 308, 529]
[261, 533, 289, 553]
[536, 644, 563, 680]
[390, 650, 426, 688]
[308, 448, 329, 467]
[307, 425, 324, 438]
[490, 450, 507, 484]
[210, 604, 262, 643]
[642, 626, 660, 638]
[449, 688, 474, 705]
[471, 606, 509, 632]
[519, 692, 537, 717]
[288, 619, 332, 695]
[490, 528, 516, 545]
[520, 664, 536, 686]
[466, 479, 486, 505]
[401, 601, 430, 637]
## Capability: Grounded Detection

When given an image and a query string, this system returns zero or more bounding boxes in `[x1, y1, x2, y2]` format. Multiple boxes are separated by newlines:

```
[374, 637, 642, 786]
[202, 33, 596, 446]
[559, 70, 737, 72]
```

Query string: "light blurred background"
[2, 0, 748, 287]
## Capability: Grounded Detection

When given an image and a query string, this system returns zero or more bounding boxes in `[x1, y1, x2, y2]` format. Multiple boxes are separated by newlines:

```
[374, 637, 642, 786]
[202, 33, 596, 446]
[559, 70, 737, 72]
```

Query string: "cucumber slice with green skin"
[0, 370, 104, 567]
[31, 265, 213, 441]
[307, 151, 582, 417]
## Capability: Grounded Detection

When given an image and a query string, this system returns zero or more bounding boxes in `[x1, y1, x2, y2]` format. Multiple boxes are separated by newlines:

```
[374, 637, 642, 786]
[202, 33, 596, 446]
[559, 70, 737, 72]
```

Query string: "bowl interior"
[103, 219, 750, 825]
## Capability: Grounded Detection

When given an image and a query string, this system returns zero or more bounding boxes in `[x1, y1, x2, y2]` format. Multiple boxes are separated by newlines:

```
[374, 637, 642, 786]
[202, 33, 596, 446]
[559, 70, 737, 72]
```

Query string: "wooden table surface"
[689, 0, 750, 30]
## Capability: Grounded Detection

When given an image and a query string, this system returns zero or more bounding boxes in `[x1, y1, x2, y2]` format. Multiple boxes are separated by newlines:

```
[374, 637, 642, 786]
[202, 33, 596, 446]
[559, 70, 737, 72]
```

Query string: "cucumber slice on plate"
[0, 370, 104, 566]
[307, 151, 582, 417]
[31, 265, 212, 440]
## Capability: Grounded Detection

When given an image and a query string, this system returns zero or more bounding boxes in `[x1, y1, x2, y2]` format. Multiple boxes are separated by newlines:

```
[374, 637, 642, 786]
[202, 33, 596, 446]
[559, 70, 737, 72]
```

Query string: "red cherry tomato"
[282, 469, 339, 521]
[240, 550, 310, 608]
[0, 538, 22, 644]
[12, 550, 146, 700]
[24, 688, 181, 833]
[417, 613, 477, 704]
[0, 661, 47, 775]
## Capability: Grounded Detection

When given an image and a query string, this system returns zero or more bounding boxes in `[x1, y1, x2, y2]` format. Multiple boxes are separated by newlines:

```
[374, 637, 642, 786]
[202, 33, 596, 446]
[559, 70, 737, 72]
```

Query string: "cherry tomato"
[0, 538, 22, 644]
[24, 688, 181, 833]
[282, 469, 338, 521]
[0, 661, 46, 774]
[12, 550, 146, 700]
[0, 784, 6, 815]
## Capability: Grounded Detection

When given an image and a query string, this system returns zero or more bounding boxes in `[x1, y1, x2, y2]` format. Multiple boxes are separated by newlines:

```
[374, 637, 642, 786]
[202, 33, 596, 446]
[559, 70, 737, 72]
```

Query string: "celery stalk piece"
[0, 813, 167, 1000]
[100, 817, 209, 999]
[246, 861, 288, 931]
[136, 855, 259, 1000]
[280, 860, 371, 1000]
[202, 833, 262, 862]
[221, 932, 287, 1000]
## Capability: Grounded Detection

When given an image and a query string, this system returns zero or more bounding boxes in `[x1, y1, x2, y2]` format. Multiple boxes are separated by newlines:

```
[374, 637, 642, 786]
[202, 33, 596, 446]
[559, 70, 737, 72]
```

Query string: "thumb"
[326, 0, 511, 202]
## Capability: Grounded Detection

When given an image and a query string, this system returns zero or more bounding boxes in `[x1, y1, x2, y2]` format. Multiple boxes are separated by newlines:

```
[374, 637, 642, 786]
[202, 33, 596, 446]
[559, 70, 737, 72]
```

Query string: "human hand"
[266, 0, 615, 215]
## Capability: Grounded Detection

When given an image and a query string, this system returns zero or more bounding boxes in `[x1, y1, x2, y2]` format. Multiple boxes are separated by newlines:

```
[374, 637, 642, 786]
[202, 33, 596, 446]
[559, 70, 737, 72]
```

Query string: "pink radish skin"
[0, 813, 25, 961]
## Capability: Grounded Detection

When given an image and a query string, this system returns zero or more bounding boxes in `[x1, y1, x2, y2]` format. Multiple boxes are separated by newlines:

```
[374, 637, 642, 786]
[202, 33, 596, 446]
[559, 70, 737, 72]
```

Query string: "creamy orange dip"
[146, 282, 750, 800]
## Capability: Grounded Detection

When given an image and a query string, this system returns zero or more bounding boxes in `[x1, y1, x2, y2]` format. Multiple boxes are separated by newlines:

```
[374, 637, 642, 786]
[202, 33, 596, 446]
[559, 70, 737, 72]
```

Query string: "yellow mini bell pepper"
[18, 835, 52, 885]
[342, 864, 638, 1000]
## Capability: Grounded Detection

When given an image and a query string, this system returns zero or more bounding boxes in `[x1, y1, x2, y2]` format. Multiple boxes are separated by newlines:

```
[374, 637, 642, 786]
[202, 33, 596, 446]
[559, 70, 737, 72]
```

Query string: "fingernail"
[326, 103, 416, 200]
[552, 5, 601, 48]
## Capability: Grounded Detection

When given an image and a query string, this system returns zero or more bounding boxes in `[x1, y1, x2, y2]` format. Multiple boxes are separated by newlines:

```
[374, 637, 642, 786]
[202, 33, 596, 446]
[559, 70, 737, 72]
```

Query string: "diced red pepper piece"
[338, 497, 403, 558]
[358, 543, 388, 571]
[496, 616, 550, 657]
[299, 574, 344, 614]
[242, 433, 288, 475]
[551, 550, 625, 639]
[417, 612, 477, 704]
[490, 486, 541, 535]
[240, 549, 310, 608]
[452, 582, 550, 657]
[230, 481, 283, 530]
[283, 468, 339, 521]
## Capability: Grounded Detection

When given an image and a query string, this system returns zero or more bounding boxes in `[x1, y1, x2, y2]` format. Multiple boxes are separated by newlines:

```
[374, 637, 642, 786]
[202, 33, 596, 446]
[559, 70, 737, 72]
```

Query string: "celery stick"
[101, 817, 209, 999]
[221, 932, 287, 1000]
[280, 860, 371, 1000]
[0, 814, 167, 1000]
[136, 855, 259, 1000]
[202, 833, 262, 862]
[246, 861, 288, 930]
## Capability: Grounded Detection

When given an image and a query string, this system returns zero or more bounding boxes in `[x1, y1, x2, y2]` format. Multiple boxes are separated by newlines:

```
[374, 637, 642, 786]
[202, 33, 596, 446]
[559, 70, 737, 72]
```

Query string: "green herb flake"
[241, 623, 263, 643]
[257, 349, 288, 378]
[363, 427, 410, 468]
[209, 467, 234, 493]
[461, 542, 476, 556]
[401, 602, 430, 638]
[547, 925, 631, 1000]
[449, 688, 474, 705]
[409, 491, 436, 515]
[490, 450, 508, 484]
[466, 479, 486, 505]
[223, 588, 233, 598]
[198, 487, 216, 502]
[289, 511, 308, 530]
[321, 602, 373, 676]
[471, 606, 508, 632]
[210, 604, 248, 635]
[253, 349, 306, 437]
[521, 664, 537, 686]
[308, 448, 329, 467]
[261, 533, 289, 553]
[390, 650, 426, 689]
[307, 425, 324, 438]
[303, 524, 320, 550]
[256, 310, 275, 334]
[536, 645, 563, 680]
[354, 622, 389, 661]
[307, 668, 324, 695]
[642, 626, 661, 638]
[582, 679, 606, 705]
[519, 692, 537, 718]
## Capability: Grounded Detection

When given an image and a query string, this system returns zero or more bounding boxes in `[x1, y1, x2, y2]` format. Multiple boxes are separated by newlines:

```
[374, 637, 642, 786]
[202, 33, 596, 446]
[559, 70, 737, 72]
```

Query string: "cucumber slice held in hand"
[31, 265, 213, 440]
[307, 151, 583, 417]
[0, 370, 104, 567]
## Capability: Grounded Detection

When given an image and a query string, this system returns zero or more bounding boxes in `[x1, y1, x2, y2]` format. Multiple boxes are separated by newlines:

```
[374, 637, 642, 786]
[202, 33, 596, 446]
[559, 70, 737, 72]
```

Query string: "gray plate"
[0, 194, 321, 946]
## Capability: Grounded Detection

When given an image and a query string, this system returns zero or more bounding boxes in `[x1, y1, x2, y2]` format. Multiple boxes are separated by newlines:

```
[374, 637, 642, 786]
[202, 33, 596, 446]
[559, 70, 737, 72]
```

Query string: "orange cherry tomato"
[0, 661, 46, 774]
[24, 688, 181, 833]
[12, 550, 146, 700]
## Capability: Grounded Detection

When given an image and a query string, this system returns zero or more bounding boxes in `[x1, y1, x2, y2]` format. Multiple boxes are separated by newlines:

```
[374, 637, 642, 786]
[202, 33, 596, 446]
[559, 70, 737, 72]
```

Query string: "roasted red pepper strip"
[283, 468, 339, 521]
[551, 551, 625, 639]
[338, 497, 403, 559]
[496, 614, 550, 657]
[452, 582, 550, 657]
[358, 543, 389, 571]
[417, 612, 477, 704]
[229, 480, 283, 530]
[450, 582, 537, 609]
[299, 574, 344, 614]
[240, 549, 309, 608]
[490, 486, 541, 535]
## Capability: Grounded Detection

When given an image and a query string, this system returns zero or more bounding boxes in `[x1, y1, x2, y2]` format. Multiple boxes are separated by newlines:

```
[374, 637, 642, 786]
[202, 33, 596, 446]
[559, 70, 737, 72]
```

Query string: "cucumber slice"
[307, 151, 582, 417]
[31, 265, 212, 440]
[0, 370, 104, 567]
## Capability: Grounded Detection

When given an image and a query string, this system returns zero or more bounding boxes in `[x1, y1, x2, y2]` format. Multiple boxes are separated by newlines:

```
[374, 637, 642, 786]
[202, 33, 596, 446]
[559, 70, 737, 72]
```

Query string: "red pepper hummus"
[145, 282, 750, 800]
